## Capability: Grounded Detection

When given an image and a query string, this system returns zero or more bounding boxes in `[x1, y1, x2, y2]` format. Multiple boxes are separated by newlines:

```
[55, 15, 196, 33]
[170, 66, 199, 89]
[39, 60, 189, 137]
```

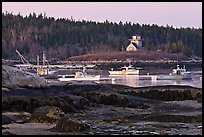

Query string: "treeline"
[2, 12, 202, 61]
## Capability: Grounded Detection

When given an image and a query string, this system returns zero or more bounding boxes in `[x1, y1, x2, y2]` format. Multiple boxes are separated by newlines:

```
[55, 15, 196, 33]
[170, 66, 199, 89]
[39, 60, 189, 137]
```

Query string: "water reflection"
[58, 68, 202, 88]
[109, 75, 139, 86]
[106, 70, 202, 88]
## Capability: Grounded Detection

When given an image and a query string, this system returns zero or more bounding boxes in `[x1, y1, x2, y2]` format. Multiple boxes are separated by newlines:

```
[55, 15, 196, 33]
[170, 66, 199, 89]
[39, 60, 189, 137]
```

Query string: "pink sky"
[2, 2, 202, 28]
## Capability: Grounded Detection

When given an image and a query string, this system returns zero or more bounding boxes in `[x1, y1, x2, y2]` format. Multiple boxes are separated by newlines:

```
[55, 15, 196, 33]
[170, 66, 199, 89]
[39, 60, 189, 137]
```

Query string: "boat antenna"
[177, 64, 179, 69]
[127, 59, 132, 66]
[176, 53, 179, 69]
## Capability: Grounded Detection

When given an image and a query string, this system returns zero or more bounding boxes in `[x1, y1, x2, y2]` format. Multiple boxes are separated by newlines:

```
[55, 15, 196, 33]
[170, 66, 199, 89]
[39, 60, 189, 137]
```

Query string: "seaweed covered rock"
[76, 92, 129, 107]
[2, 96, 32, 112]
[2, 91, 92, 113]
[106, 84, 202, 101]
[29, 106, 65, 123]
[54, 115, 90, 132]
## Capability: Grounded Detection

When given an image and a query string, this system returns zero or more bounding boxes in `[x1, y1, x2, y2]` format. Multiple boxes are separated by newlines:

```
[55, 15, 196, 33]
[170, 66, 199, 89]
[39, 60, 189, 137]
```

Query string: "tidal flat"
[2, 81, 202, 135]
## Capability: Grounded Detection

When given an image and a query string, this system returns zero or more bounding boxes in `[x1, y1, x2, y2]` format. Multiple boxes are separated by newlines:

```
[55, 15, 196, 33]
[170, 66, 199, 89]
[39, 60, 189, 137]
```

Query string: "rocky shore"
[2, 65, 202, 135]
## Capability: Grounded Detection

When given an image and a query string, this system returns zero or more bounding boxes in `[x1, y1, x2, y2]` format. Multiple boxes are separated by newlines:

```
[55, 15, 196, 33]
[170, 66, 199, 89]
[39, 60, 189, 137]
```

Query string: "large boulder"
[2, 65, 48, 89]
[54, 115, 90, 132]
[29, 106, 65, 123]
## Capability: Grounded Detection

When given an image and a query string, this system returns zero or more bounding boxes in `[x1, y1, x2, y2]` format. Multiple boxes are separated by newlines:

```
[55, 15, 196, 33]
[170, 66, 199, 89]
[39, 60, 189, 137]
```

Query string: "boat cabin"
[171, 65, 187, 75]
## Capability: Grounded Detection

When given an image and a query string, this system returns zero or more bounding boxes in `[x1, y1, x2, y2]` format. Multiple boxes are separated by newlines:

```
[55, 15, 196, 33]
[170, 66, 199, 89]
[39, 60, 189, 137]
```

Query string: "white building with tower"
[126, 35, 143, 51]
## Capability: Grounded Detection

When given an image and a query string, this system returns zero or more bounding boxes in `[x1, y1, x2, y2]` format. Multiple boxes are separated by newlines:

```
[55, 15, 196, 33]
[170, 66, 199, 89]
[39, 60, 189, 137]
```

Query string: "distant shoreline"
[2, 59, 202, 69]
[95, 61, 202, 70]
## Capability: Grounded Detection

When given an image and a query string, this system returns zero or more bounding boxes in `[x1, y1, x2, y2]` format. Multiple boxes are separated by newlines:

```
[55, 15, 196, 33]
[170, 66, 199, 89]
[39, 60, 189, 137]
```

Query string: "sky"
[2, 2, 202, 29]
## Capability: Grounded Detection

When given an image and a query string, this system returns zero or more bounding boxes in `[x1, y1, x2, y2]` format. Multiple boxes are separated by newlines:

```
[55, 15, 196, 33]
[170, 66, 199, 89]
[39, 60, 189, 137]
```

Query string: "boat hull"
[58, 75, 100, 81]
[157, 73, 192, 80]
[109, 70, 139, 75]
[39, 70, 58, 79]
[42, 72, 58, 79]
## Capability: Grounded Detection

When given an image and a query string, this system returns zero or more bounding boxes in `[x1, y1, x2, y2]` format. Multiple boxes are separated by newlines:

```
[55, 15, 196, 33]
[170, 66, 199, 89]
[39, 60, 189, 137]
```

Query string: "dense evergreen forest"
[2, 12, 202, 61]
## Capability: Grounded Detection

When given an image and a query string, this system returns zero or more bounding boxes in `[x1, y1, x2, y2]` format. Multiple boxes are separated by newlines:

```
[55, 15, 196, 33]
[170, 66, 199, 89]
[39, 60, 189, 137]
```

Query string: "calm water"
[57, 67, 202, 89]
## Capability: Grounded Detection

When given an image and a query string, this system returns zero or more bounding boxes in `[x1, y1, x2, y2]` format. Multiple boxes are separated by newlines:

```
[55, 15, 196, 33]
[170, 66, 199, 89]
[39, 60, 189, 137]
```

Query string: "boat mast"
[37, 55, 39, 67]
[43, 51, 46, 67]
[42, 50, 49, 75]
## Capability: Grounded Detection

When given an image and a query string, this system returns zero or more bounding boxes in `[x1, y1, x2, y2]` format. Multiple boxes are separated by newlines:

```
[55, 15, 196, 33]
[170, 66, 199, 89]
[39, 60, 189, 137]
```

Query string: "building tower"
[126, 35, 143, 51]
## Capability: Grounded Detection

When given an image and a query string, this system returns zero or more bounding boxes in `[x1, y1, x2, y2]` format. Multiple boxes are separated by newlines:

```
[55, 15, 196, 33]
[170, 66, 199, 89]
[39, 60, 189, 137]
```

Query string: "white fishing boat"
[157, 65, 192, 80]
[109, 65, 139, 75]
[58, 67, 100, 81]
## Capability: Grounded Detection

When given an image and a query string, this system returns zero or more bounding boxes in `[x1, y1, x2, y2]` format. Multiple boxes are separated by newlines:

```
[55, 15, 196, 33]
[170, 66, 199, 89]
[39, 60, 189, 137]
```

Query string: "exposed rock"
[38, 96, 88, 113]
[29, 106, 65, 124]
[76, 92, 129, 107]
[2, 96, 32, 112]
[66, 84, 150, 108]
[2, 131, 16, 135]
[2, 93, 92, 113]
[2, 84, 202, 114]
[2, 115, 14, 125]
[2, 112, 31, 124]
[2, 65, 48, 89]
[2, 87, 10, 92]
[104, 84, 202, 101]
[1, 83, 202, 135]
[143, 114, 202, 123]
[54, 115, 90, 132]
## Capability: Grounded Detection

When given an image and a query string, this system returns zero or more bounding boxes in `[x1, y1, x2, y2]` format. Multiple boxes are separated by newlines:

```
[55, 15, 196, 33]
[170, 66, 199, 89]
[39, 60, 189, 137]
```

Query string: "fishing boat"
[157, 65, 192, 80]
[15, 49, 58, 79]
[36, 52, 58, 79]
[37, 67, 58, 79]
[109, 65, 139, 75]
[58, 67, 100, 81]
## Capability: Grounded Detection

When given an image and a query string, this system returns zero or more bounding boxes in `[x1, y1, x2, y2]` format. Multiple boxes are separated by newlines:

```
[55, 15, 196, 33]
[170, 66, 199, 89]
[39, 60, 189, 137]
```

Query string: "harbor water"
[57, 67, 202, 89]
